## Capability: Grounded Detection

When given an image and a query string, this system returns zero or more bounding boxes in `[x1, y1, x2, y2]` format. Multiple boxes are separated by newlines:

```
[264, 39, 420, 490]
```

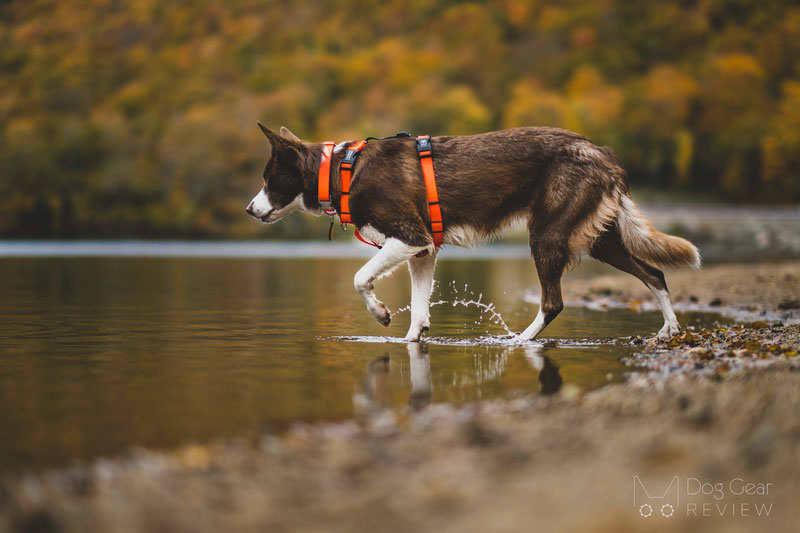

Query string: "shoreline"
[2, 261, 799, 532]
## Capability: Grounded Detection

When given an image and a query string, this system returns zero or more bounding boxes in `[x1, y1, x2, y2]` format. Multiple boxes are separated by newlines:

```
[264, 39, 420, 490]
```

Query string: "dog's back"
[349, 127, 696, 268]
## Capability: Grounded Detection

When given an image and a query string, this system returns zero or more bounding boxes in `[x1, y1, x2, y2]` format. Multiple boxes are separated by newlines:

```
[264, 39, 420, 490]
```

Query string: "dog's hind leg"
[404, 251, 437, 341]
[519, 237, 569, 341]
[590, 227, 680, 339]
[354, 238, 428, 327]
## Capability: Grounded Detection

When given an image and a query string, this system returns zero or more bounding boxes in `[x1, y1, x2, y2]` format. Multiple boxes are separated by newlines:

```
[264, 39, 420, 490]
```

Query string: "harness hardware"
[317, 134, 445, 254]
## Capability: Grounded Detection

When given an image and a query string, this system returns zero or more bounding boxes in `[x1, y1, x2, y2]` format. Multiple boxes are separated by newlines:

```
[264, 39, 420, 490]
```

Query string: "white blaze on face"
[249, 188, 273, 219]
[247, 188, 307, 223]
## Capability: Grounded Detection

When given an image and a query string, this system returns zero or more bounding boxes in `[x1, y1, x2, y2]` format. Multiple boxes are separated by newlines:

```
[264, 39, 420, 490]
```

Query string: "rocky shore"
[2, 261, 799, 533]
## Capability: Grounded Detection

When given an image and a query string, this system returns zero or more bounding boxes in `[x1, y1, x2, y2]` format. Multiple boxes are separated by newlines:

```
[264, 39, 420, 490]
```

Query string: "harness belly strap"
[416, 135, 444, 248]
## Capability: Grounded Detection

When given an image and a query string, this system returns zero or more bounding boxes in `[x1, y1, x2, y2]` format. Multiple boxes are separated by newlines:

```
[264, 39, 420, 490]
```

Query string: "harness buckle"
[342, 149, 359, 165]
[416, 135, 432, 158]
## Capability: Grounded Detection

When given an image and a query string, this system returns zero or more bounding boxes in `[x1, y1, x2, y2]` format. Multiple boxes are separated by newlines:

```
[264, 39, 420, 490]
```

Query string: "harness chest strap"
[317, 141, 336, 215]
[317, 139, 376, 245]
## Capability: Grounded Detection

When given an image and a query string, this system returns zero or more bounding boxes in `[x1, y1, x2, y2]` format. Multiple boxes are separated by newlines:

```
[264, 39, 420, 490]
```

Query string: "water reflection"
[0, 256, 723, 473]
[356, 343, 564, 414]
[519, 345, 564, 395]
[359, 354, 393, 412]
[407, 343, 432, 411]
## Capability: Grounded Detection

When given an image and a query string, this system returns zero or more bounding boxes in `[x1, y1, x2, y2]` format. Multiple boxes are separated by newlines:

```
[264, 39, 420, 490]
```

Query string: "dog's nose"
[246, 201, 254, 215]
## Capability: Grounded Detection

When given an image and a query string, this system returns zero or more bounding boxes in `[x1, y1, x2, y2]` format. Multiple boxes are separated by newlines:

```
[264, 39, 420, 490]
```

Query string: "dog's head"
[246, 123, 316, 223]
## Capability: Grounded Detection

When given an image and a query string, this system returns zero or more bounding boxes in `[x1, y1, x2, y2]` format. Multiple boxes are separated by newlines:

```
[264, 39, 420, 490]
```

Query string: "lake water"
[0, 244, 724, 473]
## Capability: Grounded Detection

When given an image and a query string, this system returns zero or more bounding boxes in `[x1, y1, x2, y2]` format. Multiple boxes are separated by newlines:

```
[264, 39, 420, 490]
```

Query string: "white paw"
[657, 323, 680, 340]
[368, 300, 391, 327]
[404, 322, 429, 342]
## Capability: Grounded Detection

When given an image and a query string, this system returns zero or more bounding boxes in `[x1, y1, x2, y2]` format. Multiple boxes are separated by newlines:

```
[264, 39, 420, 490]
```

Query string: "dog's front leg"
[354, 238, 427, 327]
[405, 251, 437, 341]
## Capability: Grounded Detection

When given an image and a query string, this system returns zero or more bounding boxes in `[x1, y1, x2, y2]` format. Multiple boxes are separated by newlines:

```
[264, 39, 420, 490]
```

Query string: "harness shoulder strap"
[339, 140, 367, 225]
[416, 135, 444, 248]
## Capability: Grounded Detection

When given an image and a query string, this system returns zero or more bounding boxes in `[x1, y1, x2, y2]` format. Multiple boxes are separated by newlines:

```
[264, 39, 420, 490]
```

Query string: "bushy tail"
[617, 195, 701, 269]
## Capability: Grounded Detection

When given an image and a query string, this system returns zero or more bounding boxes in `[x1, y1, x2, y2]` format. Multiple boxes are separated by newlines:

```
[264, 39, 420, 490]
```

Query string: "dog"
[246, 124, 700, 342]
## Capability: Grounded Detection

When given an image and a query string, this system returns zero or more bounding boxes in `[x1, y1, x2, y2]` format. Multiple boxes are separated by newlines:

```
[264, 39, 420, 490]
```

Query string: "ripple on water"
[321, 334, 615, 348]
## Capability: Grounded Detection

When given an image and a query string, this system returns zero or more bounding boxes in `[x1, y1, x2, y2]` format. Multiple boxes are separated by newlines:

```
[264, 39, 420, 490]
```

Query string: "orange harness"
[317, 135, 444, 251]
[415, 135, 444, 248]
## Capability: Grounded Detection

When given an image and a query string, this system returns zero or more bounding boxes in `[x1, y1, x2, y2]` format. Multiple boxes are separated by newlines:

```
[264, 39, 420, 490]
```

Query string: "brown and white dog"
[247, 124, 700, 342]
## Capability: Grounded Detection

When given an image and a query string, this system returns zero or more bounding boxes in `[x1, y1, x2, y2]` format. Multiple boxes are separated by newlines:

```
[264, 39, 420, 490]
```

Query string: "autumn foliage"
[1, 0, 799, 238]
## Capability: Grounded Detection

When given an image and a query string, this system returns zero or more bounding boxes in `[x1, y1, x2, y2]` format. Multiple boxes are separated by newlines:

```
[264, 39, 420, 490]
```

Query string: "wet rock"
[688, 347, 714, 360]
[778, 299, 800, 310]
[629, 335, 644, 345]
[589, 287, 614, 296]
[463, 420, 506, 448]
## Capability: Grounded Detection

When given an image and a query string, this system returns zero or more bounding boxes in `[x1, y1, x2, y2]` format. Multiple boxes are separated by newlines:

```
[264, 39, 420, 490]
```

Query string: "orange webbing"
[417, 135, 444, 248]
[339, 140, 366, 225]
[317, 142, 335, 214]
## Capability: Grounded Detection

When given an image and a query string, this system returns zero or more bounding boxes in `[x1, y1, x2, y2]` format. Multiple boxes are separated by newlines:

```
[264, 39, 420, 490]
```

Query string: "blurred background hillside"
[1, 0, 799, 239]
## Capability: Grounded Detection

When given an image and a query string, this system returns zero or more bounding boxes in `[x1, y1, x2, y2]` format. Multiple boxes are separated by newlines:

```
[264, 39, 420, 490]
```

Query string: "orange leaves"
[644, 65, 698, 123]
[503, 78, 567, 130]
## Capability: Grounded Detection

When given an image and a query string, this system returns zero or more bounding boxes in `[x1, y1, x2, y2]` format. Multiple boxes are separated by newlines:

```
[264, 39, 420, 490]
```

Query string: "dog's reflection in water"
[356, 343, 563, 414]
[407, 342, 432, 411]
[356, 344, 432, 414]
[520, 345, 564, 396]
[357, 354, 393, 413]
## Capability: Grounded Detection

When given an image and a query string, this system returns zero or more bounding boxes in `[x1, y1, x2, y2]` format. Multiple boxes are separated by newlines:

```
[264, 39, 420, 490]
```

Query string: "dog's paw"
[372, 301, 391, 327]
[404, 326, 428, 342]
[657, 323, 680, 340]
[404, 320, 430, 342]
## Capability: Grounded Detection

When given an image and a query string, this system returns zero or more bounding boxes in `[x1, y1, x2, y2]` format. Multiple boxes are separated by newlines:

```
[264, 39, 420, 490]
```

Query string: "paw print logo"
[639, 504, 653, 518]
[661, 503, 674, 518]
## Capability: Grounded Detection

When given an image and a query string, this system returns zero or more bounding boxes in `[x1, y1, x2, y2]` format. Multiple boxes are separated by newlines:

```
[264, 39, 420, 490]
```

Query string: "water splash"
[390, 280, 514, 335]
[321, 335, 613, 348]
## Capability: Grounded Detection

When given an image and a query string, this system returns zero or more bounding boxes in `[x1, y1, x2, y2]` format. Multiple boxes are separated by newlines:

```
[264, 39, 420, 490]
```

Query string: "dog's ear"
[279, 126, 301, 142]
[258, 121, 278, 141]
[258, 121, 282, 160]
